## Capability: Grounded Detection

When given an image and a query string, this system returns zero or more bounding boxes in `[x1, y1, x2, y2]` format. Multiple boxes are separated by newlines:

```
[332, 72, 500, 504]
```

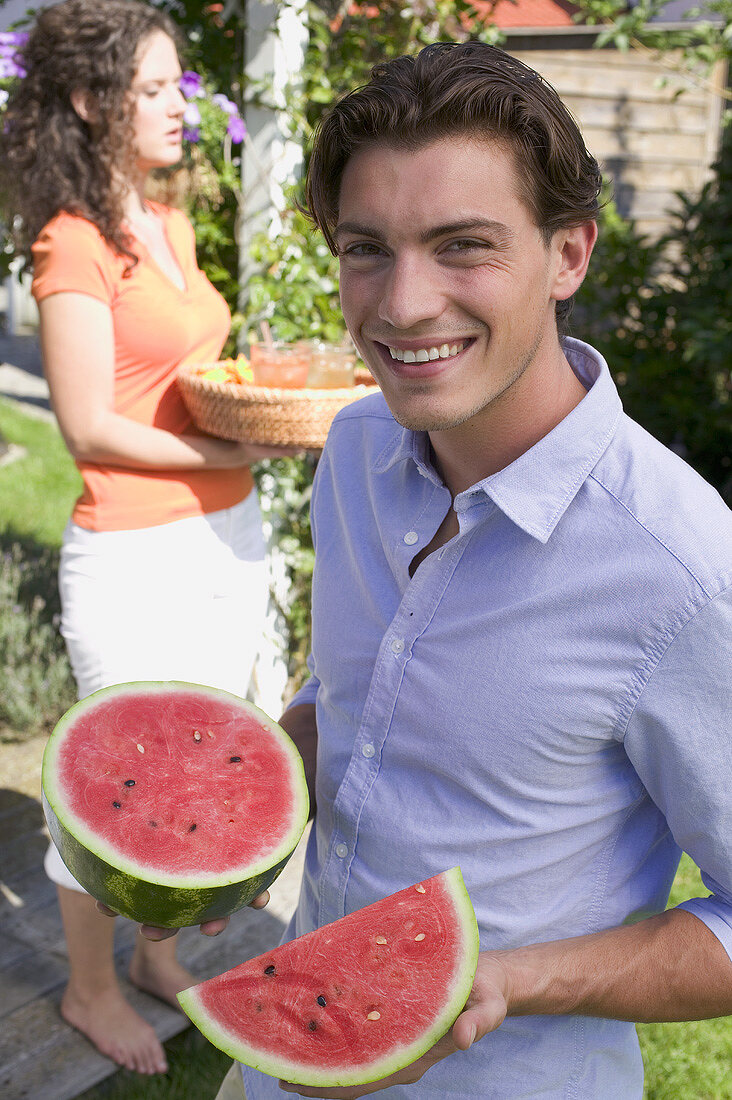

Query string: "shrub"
[575, 117, 732, 504]
[0, 540, 76, 742]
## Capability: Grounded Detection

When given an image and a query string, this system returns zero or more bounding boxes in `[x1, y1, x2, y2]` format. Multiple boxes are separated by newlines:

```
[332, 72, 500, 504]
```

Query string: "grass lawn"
[2, 399, 730, 1098]
[638, 854, 732, 1099]
[0, 397, 81, 546]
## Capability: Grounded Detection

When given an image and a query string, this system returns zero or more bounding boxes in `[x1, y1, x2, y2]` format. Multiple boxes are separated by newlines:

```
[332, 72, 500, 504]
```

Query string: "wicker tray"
[178, 363, 377, 450]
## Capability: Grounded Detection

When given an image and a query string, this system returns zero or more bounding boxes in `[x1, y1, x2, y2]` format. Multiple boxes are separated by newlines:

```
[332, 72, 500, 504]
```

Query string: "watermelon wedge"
[41, 682, 310, 927]
[178, 867, 479, 1087]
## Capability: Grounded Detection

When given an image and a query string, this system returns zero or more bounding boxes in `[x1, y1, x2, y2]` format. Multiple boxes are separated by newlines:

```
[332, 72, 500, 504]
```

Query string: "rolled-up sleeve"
[623, 581, 732, 959]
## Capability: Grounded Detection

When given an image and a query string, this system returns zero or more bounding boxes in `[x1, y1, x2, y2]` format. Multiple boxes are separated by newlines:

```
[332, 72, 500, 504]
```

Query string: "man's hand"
[95, 889, 271, 940]
[277, 955, 510, 1098]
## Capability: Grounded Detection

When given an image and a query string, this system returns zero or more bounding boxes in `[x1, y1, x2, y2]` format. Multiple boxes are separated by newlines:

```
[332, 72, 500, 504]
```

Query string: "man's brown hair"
[305, 42, 602, 322]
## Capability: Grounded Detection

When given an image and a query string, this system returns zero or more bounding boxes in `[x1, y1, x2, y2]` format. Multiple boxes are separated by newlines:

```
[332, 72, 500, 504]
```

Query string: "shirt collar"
[372, 338, 623, 543]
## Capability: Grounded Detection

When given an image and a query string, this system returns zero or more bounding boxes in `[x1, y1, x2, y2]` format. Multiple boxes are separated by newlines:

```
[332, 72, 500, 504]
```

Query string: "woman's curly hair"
[0, 0, 180, 267]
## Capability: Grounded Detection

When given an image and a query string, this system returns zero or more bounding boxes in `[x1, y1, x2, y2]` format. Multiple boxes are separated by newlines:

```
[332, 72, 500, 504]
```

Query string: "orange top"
[31, 205, 253, 531]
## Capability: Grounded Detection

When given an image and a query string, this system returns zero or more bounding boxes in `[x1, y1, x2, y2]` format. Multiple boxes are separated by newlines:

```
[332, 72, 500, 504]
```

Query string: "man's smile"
[372, 337, 477, 376]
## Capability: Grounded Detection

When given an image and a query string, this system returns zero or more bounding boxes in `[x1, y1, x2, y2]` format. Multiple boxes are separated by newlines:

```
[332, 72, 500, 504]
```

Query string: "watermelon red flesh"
[177, 867, 479, 1087]
[41, 682, 309, 926]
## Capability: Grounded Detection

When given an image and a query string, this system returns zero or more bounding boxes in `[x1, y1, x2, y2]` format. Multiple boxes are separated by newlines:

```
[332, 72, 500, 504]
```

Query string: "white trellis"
[238, 0, 309, 718]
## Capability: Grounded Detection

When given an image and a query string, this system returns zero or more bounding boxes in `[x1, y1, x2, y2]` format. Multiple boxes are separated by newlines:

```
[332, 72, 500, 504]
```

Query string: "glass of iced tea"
[249, 342, 310, 388]
[307, 343, 356, 389]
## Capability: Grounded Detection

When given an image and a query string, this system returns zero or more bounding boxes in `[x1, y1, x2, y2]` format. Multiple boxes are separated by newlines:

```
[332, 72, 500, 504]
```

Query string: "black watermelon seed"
[264, 964, 275, 975]
[189, 823, 197, 832]
[316, 995, 326, 1007]
[124, 779, 136, 787]
[112, 801, 121, 809]
[308, 1020, 318, 1031]
[229, 756, 242, 763]
[149, 820, 157, 827]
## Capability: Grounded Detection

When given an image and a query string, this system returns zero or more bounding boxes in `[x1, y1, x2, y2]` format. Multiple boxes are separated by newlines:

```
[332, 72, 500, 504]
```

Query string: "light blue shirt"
[241, 339, 732, 1099]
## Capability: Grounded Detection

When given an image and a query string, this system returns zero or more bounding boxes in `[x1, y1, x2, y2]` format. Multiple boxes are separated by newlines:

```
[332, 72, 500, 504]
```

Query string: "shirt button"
[335, 843, 348, 859]
[362, 743, 375, 758]
[403, 531, 418, 545]
[391, 638, 405, 654]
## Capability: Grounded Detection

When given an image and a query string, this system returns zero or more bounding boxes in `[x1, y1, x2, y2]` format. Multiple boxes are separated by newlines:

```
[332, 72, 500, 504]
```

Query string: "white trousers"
[45, 491, 268, 892]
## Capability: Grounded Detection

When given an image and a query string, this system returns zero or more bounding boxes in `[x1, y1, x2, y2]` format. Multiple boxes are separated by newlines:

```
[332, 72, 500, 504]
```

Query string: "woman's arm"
[39, 291, 289, 468]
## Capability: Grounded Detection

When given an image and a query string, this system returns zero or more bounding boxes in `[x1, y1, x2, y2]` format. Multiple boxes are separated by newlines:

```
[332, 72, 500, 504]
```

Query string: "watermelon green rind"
[41, 681, 310, 928]
[177, 866, 480, 1087]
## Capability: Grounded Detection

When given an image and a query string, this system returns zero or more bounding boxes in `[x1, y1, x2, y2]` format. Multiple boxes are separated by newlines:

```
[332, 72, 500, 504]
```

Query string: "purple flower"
[212, 93, 238, 116]
[183, 126, 200, 143]
[0, 31, 28, 46]
[0, 56, 25, 79]
[227, 114, 246, 143]
[179, 70, 203, 99]
[183, 101, 201, 127]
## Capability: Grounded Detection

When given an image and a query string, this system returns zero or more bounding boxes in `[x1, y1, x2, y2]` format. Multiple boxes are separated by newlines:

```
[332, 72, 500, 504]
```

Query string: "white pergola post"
[238, 0, 308, 719]
[237, 0, 307, 323]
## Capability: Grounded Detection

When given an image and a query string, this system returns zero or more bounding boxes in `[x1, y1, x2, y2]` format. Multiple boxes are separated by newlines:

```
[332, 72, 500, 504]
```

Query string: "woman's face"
[129, 30, 185, 174]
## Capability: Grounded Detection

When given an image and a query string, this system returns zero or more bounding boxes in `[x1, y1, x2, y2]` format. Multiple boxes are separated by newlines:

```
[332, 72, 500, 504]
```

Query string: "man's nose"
[377, 254, 444, 332]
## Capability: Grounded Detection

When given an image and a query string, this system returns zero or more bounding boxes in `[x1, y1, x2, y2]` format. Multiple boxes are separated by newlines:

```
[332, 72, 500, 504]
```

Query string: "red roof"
[468, 0, 578, 28]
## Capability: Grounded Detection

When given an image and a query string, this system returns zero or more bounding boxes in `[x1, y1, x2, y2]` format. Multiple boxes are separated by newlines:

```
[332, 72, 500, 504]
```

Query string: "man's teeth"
[388, 342, 465, 363]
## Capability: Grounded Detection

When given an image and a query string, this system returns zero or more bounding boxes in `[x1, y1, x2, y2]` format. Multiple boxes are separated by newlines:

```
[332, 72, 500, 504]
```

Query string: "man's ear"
[550, 221, 598, 303]
[70, 88, 98, 124]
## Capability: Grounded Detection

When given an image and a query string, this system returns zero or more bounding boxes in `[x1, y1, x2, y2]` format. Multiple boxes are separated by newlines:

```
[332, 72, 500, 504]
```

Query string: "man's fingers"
[249, 890, 270, 910]
[451, 990, 507, 1050]
[199, 916, 229, 937]
[95, 901, 119, 918]
[139, 924, 178, 940]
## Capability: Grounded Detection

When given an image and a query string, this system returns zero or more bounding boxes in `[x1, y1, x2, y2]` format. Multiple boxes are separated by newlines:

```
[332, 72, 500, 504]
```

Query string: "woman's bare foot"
[128, 935, 195, 1008]
[55, 884, 168, 1074]
[61, 984, 168, 1074]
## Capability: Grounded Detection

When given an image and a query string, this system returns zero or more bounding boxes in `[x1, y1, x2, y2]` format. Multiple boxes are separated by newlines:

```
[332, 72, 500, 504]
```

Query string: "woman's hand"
[38, 293, 306, 470]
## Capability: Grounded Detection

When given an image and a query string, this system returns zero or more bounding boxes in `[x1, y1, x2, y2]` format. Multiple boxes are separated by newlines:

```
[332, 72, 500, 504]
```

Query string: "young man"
[209, 42, 732, 1099]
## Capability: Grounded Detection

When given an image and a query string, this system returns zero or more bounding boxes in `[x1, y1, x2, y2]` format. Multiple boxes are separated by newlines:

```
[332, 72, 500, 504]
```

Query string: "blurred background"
[1, 2, 730, 1097]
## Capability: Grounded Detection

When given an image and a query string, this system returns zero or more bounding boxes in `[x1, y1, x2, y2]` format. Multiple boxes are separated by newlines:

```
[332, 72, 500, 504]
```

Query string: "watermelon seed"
[375, 936, 387, 945]
[149, 820, 157, 827]
[308, 1020, 318, 1031]
[136, 743, 145, 754]
[366, 1011, 381, 1021]
[124, 779, 136, 787]
[207, 730, 214, 739]
[229, 756, 242, 763]
[415, 884, 426, 893]
[189, 823, 197, 832]
[112, 801, 121, 809]
[264, 965, 275, 975]
[317, 995, 327, 1007]
[415, 933, 426, 941]
[193, 731, 202, 742]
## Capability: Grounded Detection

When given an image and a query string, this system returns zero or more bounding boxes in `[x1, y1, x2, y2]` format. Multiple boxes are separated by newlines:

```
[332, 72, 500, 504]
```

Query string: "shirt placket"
[317, 495, 480, 927]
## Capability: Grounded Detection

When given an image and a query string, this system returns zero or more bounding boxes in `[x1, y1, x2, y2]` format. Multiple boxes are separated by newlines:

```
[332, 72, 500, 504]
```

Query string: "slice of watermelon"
[41, 682, 310, 927]
[178, 867, 479, 1087]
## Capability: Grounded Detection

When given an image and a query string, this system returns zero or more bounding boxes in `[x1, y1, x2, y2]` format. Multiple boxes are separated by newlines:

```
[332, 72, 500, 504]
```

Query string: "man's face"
[336, 136, 570, 434]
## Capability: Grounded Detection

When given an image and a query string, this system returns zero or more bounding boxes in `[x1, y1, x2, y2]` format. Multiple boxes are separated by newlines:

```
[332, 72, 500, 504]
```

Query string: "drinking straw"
[259, 319, 274, 347]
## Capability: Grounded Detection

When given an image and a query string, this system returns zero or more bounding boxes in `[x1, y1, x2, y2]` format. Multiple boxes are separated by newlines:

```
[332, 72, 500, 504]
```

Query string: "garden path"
[0, 734, 307, 1100]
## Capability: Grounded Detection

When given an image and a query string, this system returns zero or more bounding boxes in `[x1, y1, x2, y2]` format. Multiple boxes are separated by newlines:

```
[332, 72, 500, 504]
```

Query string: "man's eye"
[445, 239, 488, 252]
[342, 243, 384, 257]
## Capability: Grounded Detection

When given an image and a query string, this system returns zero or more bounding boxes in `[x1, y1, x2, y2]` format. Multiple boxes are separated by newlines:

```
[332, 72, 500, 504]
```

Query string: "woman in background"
[0, 0, 285, 1075]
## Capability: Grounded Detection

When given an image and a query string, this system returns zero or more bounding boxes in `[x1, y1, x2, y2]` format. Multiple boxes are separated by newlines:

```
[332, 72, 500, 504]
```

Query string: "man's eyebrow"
[334, 218, 514, 245]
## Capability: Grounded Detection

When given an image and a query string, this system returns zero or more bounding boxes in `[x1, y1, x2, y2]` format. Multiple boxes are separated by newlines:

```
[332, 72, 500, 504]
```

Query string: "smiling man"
[217, 42, 732, 1100]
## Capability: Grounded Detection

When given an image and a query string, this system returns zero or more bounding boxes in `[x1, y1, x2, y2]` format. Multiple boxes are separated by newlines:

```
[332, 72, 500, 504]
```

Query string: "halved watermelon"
[178, 867, 479, 1087]
[41, 682, 310, 927]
